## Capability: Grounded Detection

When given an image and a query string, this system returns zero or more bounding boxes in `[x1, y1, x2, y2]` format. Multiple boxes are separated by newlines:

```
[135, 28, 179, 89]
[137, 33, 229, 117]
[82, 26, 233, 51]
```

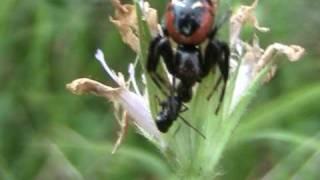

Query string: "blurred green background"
[0, 0, 319, 179]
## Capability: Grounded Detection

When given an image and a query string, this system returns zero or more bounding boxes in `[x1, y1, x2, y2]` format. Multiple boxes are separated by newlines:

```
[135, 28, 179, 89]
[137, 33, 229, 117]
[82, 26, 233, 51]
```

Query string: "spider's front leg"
[202, 37, 230, 113]
[147, 34, 176, 96]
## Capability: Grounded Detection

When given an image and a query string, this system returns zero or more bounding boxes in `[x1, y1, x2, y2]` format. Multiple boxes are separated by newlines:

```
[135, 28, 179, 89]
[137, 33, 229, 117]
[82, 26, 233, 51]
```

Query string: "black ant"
[154, 75, 206, 138]
[147, 0, 230, 133]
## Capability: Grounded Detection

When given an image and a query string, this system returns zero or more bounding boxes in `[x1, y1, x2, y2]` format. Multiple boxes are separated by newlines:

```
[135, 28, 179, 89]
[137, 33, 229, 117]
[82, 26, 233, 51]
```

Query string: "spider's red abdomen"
[165, 0, 214, 45]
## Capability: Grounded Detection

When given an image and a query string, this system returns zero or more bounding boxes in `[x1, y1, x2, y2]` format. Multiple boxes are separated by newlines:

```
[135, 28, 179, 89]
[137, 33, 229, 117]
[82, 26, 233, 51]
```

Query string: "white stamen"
[95, 49, 120, 85]
[230, 62, 252, 112]
[128, 63, 142, 97]
[141, 74, 147, 85]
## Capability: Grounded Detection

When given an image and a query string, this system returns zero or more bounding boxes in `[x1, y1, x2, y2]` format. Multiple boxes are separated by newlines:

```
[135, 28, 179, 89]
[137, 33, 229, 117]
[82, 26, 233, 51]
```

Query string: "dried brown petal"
[66, 78, 163, 147]
[110, 0, 158, 53]
[110, 1, 139, 52]
[263, 65, 277, 83]
[255, 43, 305, 74]
[66, 78, 120, 99]
[229, 1, 305, 110]
[112, 111, 129, 154]
[230, 0, 269, 47]
[140, 2, 159, 36]
[211, 0, 218, 14]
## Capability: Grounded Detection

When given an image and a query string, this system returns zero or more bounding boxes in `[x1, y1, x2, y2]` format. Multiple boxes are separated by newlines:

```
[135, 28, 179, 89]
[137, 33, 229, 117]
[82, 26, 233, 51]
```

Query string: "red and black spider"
[147, 0, 230, 133]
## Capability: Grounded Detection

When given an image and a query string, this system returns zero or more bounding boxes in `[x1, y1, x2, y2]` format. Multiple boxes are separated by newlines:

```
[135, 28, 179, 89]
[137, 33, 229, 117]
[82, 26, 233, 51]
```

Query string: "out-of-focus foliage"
[0, 0, 319, 179]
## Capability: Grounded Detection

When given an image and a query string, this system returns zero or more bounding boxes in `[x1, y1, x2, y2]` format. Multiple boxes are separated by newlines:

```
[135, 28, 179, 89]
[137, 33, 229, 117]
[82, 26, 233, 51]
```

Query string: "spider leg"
[147, 34, 176, 96]
[180, 104, 189, 113]
[215, 41, 229, 113]
[217, 41, 230, 82]
[149, 73, 170, 96]
[203, 36, 230, 114]
[206, 76, 222, 100]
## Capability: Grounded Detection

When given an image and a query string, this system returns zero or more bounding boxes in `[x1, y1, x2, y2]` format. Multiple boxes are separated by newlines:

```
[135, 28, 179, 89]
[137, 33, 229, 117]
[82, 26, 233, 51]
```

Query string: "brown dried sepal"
[66, 78, 130, 153]
[66, 78, 121, 100]
[230, 0, 305, 82]
[110, 0, 158, 53]
[242, 38, 305, 82]
[112, 109, 129, 154]
[66, 77, 163, 150]
[230, 0, 269, 47]
[254, 43, 305, 77]
[211, 0, 218, 13]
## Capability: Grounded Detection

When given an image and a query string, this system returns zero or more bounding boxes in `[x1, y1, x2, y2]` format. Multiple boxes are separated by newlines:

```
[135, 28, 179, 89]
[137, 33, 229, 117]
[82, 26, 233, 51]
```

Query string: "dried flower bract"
[110, 0, 158, 52]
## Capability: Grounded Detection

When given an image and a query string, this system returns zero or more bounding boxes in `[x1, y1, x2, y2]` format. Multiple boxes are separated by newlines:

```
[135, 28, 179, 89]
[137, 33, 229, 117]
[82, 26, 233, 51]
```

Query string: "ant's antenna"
[171, 75, 206, 139]
[178, 115, 206, 139]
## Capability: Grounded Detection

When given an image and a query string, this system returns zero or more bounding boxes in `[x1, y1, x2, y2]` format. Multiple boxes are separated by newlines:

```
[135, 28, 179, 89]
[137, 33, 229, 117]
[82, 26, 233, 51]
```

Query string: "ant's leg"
[147, 34, 176, 96]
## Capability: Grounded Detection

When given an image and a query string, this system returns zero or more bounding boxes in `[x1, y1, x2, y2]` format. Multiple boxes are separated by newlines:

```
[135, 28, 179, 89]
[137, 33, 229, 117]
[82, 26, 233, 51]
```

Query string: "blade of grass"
[236, 83, 320, 135]
[261, 133, 320, 180]
[291, 151, 320, 180]
[231, 130, 320, 151]
[51, 125, 170, 177]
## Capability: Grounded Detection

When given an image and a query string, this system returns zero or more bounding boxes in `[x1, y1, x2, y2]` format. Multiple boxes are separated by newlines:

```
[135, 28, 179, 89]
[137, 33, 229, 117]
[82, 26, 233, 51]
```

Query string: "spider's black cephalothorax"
[147, 0, 230, 133]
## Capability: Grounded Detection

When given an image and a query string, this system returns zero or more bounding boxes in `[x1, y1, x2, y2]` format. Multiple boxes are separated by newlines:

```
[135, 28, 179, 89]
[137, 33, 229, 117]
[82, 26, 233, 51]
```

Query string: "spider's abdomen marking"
[166, 0, 214, 45]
